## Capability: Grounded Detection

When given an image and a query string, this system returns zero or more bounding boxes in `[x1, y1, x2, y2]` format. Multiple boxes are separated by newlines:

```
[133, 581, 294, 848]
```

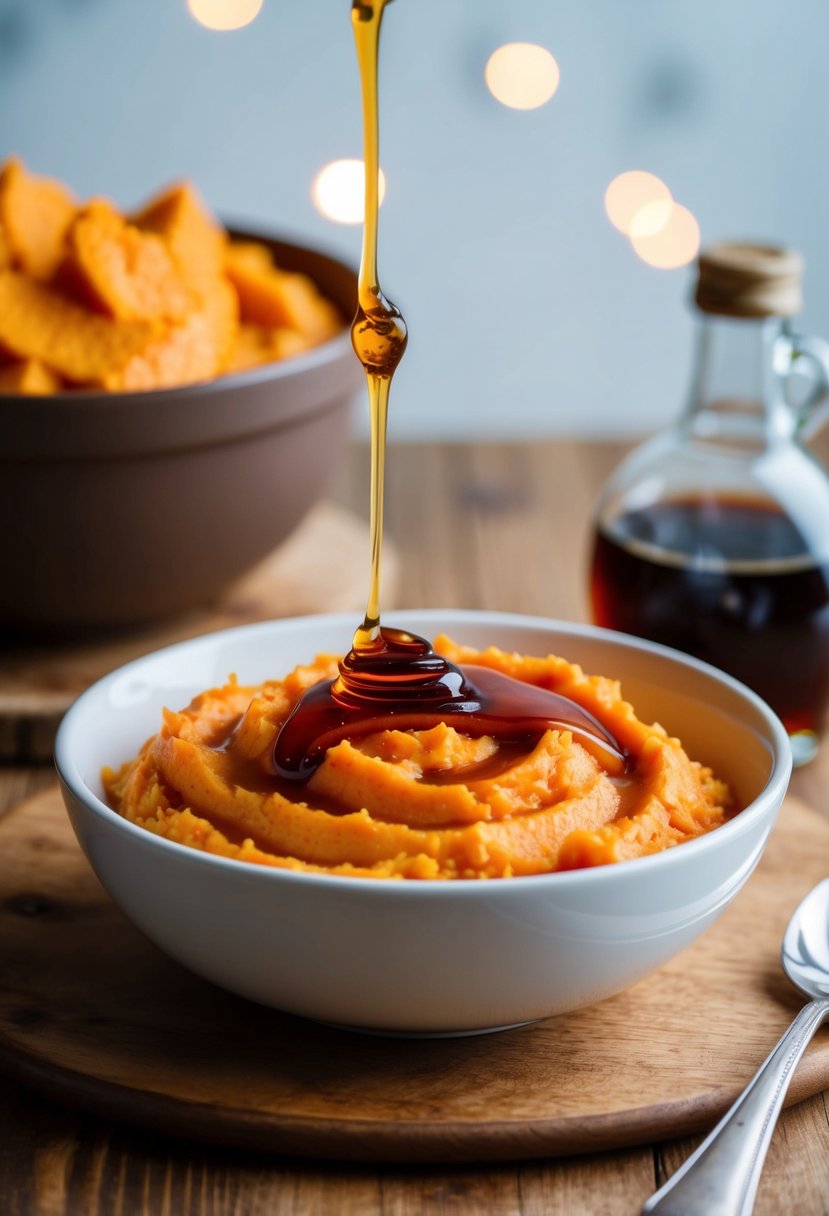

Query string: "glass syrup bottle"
[589, 242, 829, 765]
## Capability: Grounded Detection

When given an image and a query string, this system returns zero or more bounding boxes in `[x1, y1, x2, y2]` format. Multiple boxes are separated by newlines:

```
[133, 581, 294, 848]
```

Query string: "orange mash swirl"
[103, 636, 734, 880]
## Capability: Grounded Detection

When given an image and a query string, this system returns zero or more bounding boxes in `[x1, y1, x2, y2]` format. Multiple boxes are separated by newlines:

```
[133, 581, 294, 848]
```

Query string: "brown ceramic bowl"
[0, 232, 360, 635]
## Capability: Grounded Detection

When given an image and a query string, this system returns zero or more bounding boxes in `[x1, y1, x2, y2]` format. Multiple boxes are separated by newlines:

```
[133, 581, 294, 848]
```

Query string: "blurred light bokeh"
[188, 0, 263, 32]
[312, 158, 386, 225]
[1, 0, 825, 439]
[484, 43, 560, 110]
[604, 171, 672, 235]
[631, 202, 700, 269]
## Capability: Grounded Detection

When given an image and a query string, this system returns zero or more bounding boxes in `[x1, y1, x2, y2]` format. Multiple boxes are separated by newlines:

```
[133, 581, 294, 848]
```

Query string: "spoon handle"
[642, 997, 829, 1216]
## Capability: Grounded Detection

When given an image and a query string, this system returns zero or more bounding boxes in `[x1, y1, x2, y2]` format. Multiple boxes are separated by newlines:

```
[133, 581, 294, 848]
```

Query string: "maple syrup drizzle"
[273, 626, 626, 780]
[272, 0, 628, 783]
[349, 0, 407, 650]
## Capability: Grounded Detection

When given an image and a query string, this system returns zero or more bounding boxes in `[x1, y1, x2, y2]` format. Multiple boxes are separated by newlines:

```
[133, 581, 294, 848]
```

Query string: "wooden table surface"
[3, 438, 829, 1216]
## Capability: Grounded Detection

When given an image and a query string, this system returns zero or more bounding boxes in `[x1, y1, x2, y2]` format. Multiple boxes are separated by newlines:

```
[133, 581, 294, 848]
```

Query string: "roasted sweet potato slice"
[133, 182, 226, 295]
[226, 241, 342, 340]
[103, 278, 239, 391]
[0, 357, 62, 394]
[60, 200, 190, 322]
[227, 322, 313, 372]
[225, 240, 273, 274]
[0, 158, 76, 280]
[0, 271, 156, 385]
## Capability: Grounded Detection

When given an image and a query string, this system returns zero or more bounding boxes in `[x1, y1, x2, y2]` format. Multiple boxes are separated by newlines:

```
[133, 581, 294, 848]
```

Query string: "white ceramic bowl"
[55, 610, 792, 1036]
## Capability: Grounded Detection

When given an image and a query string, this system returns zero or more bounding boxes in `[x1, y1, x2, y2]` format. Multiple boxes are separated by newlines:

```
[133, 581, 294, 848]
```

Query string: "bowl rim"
[54, 609, 793, 895]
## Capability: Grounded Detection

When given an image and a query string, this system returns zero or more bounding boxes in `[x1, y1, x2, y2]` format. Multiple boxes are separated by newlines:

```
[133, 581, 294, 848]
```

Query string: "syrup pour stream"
[273, 0, 627, 783]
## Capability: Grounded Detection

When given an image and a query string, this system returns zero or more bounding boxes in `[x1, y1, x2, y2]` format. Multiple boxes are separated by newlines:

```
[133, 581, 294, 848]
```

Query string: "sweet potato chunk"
[225, 241, 273, 273]
[227, 323, 313, 372]
[103, 279, 239, 391]
[0, 159, 75, 280]
[226, 242, 341, 340]
[60, 200, 190, 322]
[0, 357, 62, 395]
[133, 182, 226, 296]
[0, 271, 156, 384]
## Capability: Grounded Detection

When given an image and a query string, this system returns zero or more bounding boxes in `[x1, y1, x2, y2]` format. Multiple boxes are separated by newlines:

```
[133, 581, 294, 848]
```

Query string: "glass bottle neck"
[681, 314, 793, 446]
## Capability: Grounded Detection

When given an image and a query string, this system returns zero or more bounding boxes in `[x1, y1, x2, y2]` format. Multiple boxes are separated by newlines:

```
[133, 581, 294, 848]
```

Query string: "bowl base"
[317, 1018, 538, 1039]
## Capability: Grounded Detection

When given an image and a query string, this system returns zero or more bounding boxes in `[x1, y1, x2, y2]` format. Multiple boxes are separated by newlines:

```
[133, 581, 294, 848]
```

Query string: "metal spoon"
[642, 876, 829, 1216]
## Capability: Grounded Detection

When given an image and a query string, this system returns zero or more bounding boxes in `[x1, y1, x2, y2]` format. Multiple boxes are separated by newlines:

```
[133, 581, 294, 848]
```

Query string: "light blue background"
[1, 0, 826, 438]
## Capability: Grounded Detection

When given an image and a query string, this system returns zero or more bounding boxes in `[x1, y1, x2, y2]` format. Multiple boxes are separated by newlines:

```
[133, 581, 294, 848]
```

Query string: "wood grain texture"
[1, 787, 828, 1166]
[0, 502, 397, 763]
[658, 1100, 829, 1216]
[373, 442, 626, 623]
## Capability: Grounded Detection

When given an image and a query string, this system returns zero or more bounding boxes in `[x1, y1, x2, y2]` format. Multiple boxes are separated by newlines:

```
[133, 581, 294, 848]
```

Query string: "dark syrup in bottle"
[590, 495, 829, 735]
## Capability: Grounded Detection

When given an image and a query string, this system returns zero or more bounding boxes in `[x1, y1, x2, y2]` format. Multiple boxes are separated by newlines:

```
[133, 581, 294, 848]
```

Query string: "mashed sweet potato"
[104, 637, 735, 880]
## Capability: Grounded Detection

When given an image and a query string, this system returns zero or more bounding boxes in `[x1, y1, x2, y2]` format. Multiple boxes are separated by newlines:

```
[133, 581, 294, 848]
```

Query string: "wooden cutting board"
[1, 787, 828, 1163]
[0, 502, 394, 763]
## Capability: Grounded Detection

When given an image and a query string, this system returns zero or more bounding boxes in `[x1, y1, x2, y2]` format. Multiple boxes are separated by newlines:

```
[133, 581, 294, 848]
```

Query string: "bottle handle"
[783, 331, 829, 439]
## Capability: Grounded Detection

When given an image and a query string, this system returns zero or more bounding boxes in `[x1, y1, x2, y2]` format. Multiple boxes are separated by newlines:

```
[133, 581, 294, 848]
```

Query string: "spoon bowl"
[644, 877, 829, 1214]
[782, 877, 829, 999]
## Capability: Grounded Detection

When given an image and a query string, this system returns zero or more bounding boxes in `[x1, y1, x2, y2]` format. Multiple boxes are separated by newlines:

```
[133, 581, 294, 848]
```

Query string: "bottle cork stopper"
[694, 242, 804, 318]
